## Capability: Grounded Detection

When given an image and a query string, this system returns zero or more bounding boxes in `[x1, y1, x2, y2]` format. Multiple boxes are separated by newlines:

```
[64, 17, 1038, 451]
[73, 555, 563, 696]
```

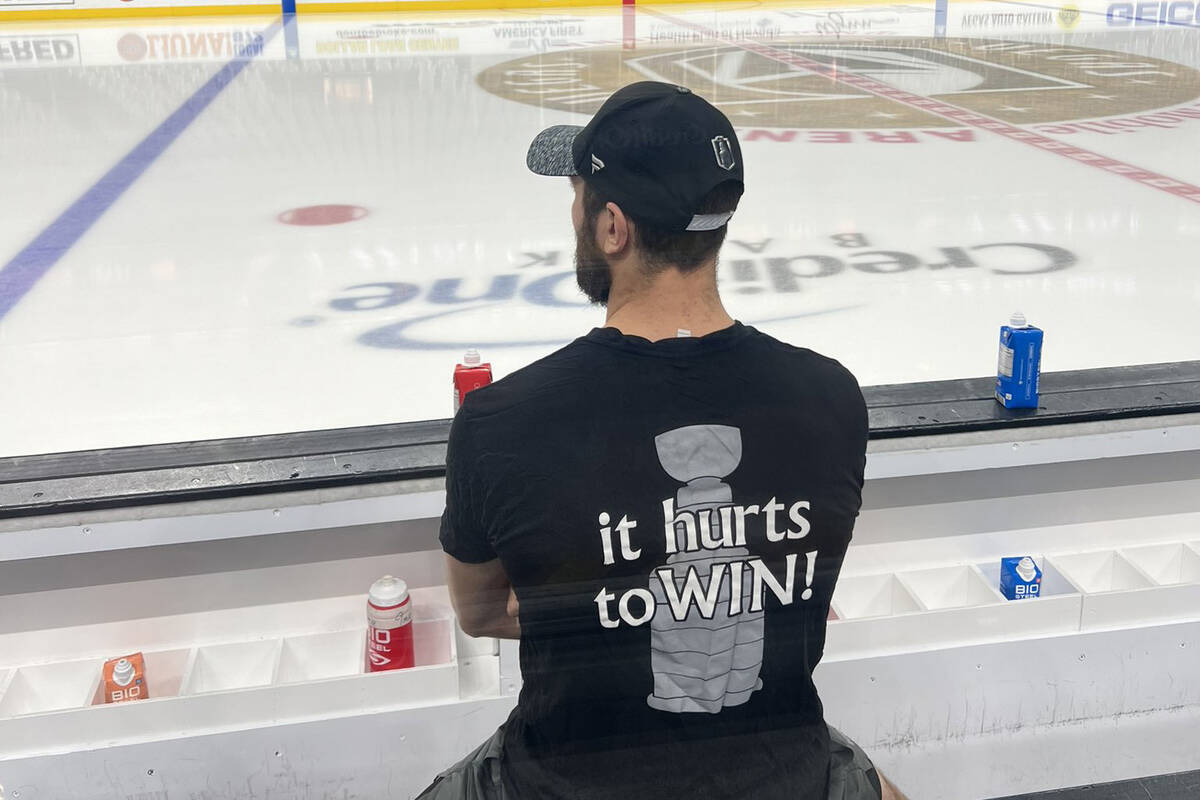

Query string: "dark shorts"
[416, 724, 883, 800]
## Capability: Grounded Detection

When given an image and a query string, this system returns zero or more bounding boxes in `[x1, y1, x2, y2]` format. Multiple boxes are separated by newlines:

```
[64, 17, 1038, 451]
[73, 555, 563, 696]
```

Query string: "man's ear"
[599, 202, 632, 257]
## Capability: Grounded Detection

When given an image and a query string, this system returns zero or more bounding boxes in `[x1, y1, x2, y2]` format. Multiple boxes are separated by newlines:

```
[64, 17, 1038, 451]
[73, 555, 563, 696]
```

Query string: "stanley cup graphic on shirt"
[647, 424, 764, 713]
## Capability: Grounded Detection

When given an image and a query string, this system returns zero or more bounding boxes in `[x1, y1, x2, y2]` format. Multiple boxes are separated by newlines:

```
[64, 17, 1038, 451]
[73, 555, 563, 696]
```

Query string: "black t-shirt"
[440, 322, 868, 800]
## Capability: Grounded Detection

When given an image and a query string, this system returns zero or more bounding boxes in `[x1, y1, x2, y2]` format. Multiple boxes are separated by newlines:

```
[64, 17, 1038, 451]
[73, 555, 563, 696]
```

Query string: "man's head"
[526, 82, 745, 305]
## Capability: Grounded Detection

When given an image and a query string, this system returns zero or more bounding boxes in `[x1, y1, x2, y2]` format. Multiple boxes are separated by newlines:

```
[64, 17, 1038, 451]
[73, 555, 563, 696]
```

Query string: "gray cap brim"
[526, 125, 584, 176]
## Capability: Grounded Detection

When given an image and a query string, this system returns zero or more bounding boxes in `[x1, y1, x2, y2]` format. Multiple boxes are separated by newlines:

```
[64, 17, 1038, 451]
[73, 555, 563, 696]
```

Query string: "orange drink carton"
[103, 653, 148, 703]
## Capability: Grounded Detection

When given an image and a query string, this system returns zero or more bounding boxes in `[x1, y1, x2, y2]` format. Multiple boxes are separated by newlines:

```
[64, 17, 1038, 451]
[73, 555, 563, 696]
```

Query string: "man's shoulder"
[745, 327, 862, 391]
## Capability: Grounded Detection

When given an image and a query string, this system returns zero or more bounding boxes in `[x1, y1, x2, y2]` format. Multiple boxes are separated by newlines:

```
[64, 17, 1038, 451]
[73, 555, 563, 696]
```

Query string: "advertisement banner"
[0, 22, 286, 65]
[945, 0, 1200, 34]
[0, 0, 278, 20]
[295, 5, 937, 62]
[0, 33, 81, 66]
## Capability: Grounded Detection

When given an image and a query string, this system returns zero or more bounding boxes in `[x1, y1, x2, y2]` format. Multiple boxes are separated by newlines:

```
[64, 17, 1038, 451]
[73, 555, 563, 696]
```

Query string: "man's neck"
[603, 260, 734, 342]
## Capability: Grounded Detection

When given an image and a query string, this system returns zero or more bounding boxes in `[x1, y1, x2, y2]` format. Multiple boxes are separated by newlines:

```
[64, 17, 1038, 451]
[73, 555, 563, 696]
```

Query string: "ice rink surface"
[1, 1, 1199, 456]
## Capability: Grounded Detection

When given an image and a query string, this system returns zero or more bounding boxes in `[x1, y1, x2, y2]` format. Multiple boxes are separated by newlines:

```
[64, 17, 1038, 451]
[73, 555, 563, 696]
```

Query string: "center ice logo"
[477, 38, 1200, 130]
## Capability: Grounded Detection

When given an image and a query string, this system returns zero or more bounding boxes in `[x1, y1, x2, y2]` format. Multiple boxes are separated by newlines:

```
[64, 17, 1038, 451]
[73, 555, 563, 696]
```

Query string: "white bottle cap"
[463, 348, 481, 366]
[1010, 312, 1027, 328]
[369, 575, 409, 608]
[113, 658, 135, 687]
[1016, 556, 1038, 582]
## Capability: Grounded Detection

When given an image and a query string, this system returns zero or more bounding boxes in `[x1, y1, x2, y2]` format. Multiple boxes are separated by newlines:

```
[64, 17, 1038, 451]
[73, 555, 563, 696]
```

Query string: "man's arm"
[445, 553, 521, 640]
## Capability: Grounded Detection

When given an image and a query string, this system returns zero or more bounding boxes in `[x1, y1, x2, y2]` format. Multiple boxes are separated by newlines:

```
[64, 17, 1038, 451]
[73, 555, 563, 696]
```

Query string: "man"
[422, 82, 907, 800]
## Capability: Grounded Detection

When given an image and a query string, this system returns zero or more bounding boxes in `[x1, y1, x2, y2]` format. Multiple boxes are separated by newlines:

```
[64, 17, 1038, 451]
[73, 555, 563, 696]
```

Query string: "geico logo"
[1107, 1, 1200, 24]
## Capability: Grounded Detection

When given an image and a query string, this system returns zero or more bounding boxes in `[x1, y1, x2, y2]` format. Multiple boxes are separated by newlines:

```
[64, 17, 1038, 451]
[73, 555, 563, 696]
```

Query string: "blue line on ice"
[0, 18, 285, 324]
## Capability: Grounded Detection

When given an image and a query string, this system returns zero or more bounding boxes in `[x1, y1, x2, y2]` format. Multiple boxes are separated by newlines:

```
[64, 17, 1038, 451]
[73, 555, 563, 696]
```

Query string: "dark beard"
[574, 224, 612, 306]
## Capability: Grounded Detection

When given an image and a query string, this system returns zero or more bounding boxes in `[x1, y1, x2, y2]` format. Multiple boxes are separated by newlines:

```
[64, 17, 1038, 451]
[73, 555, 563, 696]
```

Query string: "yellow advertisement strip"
[0, 4, 279, 20]
[0, 0, 920, 21]
[297, 0, 914, 12]
[298, 0, 616, 10]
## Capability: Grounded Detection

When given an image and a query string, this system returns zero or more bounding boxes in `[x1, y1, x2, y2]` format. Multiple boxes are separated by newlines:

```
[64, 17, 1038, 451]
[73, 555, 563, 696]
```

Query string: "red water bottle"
[366, 575, 415, 672]
[453, 348, 492, 412]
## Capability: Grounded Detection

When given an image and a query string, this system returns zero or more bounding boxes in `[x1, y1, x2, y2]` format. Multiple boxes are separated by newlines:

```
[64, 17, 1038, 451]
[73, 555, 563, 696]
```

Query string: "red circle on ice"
[277, 205, 369, 226]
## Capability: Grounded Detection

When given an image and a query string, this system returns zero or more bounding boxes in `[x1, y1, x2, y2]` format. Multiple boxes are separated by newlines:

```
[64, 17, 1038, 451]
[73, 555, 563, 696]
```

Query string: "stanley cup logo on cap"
[647, 424, 764, 714]
[711, 136, 736, 171]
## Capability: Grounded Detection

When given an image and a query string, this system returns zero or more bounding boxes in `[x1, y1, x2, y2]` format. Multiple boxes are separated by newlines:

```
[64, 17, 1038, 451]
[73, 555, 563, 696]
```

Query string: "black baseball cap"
[526, 81, 744, 232]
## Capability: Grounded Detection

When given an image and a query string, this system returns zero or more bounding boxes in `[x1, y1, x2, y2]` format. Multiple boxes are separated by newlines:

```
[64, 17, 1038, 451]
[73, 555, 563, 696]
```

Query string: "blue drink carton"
[996, 312, 1043, 409]
[999, 556, 1042, 600]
